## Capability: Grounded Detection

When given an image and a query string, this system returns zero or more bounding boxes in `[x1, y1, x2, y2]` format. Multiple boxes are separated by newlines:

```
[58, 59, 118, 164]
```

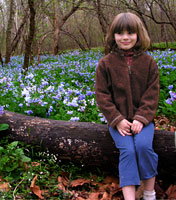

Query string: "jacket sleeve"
[133, 59, 160, 125]
[95, 59, 125, 128]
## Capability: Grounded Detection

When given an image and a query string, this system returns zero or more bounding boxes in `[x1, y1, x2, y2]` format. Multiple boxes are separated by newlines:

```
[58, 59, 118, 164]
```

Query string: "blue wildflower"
[0, 106, 4, 115]
[70, 117, 79, 122]
[86, 91, 93, 96]
[19, 103, 23, 107]
[25, 110, 33, 115]
[168, 85, 173, 90]
[165, 98, 172, 105]
[67, 111, 73, 114]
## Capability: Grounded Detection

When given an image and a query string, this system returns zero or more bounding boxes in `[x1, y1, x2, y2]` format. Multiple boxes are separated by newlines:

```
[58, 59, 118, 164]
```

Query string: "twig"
[13, 178, 24, 200]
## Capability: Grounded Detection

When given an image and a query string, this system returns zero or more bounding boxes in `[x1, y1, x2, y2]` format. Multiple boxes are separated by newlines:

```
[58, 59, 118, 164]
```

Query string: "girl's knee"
[135, 141, 152, 153]
[120, 146, 136, 159]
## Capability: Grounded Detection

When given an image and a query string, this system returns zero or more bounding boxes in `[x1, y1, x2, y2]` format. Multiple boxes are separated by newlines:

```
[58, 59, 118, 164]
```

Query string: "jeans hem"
[120, 181, 141, 188]
[140, 172, 158, 181]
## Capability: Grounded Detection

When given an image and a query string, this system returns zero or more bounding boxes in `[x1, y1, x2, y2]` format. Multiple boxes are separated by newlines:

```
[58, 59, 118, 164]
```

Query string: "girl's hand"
[116, 119, 132, 136]
[131, 120, 143, 134]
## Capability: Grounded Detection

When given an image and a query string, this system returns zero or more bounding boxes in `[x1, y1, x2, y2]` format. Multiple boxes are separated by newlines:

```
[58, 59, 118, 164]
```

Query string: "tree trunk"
[53, 12, 60, 55]
[94, 0, 108, 39]
[0, 110, 176, 176]
[52, 0, 85, 55]
[23, 0, 36, 70]
[5, 0, 15, 64]
[11, 10, 29, 55]
[37, 31, 53, 64]
[0, 51, 3, 66]
[60, 30, 86, 51]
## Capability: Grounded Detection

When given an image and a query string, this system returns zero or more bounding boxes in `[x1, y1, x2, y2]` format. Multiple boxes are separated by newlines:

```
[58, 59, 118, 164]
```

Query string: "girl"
[95, 12, 160, 200]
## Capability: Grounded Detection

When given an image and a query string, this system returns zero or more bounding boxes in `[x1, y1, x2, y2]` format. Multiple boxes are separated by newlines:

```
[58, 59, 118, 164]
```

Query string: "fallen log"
[0, 110, 176, 176]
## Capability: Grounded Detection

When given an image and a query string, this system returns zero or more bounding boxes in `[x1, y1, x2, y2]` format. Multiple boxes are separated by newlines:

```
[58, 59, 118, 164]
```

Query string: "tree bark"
[11, 9, 29, 55]
[0, 110, 176, 176]
[52, 0, 85, 55]
[94, 0, 109, 39]
[0, 51, 3, 66]
[53, 11, 60, 55]
[37, 31, 53, 64]
[23, 0, 36, 70]
[5, 0, 15, 64]
[60, 30, 86, 51]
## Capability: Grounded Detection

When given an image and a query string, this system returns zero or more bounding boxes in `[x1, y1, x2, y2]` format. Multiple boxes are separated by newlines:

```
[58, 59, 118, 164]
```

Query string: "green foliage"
[152, 41, 176, 49]
[0, 49, 175, 126]
[147, 50, 176, 124]
[0, 123, 9, 131]
[0, 141, 31, 181]
[0, 137, 104, 199]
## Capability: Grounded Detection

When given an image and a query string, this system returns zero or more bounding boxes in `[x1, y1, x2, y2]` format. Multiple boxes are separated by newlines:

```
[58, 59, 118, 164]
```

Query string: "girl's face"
[114, 30, 137, 50]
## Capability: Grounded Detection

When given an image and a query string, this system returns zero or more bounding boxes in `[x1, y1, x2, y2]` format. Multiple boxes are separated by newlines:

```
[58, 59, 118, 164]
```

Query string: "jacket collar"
[112, 47, 143, 57]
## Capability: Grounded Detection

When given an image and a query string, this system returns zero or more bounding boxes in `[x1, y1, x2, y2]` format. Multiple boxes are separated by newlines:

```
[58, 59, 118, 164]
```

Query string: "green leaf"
[21, 155, 31, 163]
[8, 141, 18, 149]
[0, 123, 9, 131]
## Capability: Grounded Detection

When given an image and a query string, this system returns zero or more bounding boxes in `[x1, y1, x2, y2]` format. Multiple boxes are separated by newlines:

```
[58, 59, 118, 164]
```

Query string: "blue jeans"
[109, 123, 158, 188]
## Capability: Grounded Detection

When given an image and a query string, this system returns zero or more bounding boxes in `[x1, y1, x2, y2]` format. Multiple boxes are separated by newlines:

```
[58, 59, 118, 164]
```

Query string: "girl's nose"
[122, 33, 129, 39]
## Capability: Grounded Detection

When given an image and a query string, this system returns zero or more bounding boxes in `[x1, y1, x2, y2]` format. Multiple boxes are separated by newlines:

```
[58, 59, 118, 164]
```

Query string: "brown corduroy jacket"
[95, 49, 160, 129]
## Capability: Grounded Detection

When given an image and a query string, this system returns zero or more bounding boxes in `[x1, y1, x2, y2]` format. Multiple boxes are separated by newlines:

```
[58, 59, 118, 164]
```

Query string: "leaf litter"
[0, 117, 176, 200]
[0, 162, 176, 199]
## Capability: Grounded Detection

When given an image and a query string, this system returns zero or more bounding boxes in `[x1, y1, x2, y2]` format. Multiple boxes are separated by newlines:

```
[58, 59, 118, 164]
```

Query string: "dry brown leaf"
[70, 178, 92, 187]
[58, 176, 67, 192]
[110, 182, 120, 192]
[30, 174, 44, 199]
[0, 176, 3, 181]
[98, 183, 110, 193]
[77, 197, 86, 200]
[0, 182, 10, 192]
[109, 183, 121, 198]
[78, 191, 89, 199]
[59, 173, 69, 187]
[101, 191, 111, 200]
[88, 192, 100, 200]
[170, 126, 175, 132]
[31, 185, 44, 199]
[32, 162, 40, 167]
[154, 115, 176, 131]
[168, 191, 176, 199]
[136, 182, 144, 199]
[103, 176, 119, 185]
[166, 184, 176, 198]
[24, 162, 29, 171]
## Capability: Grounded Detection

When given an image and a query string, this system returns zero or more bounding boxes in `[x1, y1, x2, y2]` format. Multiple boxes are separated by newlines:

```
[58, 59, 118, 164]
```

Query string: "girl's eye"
[116, 31, 122, 34]
[128, 31, 133, 34]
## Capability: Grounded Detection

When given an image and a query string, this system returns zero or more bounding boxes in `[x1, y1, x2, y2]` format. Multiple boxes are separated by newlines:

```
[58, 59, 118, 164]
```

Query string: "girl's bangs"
[114, 15, 138, 33]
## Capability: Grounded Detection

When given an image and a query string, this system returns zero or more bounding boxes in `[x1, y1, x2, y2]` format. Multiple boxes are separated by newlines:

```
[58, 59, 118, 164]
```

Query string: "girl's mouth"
[122, 42, 130, 45]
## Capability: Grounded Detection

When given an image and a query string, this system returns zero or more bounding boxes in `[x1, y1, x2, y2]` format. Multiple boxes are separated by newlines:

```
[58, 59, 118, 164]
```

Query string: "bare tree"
[93, 0, 109, 39]
[23, 0, 36, 70]
[5, 0, 15, 63]
[37, 31, 53, 64]
[42, 0, 85, 55]
[11, 9, 29, 54]
[0, 51, 3, 66]
[119, 0, 176, 33]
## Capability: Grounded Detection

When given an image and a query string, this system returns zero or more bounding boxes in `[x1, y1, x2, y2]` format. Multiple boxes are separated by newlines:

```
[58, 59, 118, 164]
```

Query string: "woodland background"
[0, 1, 176, 199]
[1, 0, 176, 68]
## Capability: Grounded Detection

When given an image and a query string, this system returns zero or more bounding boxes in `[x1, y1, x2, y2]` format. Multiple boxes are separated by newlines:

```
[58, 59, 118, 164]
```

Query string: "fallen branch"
[0, 110, 175, 176]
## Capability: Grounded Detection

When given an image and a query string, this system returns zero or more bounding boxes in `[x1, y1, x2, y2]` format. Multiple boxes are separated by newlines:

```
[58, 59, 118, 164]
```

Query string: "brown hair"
[105, 12, 150, 54]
